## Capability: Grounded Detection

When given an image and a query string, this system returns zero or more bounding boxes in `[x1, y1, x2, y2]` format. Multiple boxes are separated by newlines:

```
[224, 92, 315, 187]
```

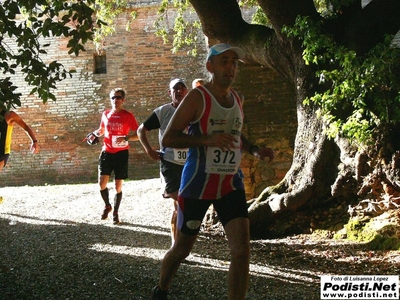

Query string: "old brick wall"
[235, 65, 297, 198]
[1, 4, 296, 199]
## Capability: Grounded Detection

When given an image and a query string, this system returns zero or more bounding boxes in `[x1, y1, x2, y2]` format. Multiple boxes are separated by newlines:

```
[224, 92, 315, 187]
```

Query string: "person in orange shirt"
[191, 78, 205, 89]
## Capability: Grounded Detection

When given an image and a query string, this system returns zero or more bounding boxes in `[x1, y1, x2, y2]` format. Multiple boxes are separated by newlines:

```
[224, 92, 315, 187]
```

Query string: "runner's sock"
[113, 192, 122, 214]
[100, 188, 110, 206]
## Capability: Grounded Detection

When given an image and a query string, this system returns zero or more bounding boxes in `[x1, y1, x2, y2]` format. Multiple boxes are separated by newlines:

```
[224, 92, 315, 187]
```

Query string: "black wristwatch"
[249, 145, 259, 155]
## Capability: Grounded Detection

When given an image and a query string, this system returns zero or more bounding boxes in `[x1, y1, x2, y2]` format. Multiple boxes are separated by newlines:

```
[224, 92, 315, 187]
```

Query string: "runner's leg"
[224, 217, 250, 300]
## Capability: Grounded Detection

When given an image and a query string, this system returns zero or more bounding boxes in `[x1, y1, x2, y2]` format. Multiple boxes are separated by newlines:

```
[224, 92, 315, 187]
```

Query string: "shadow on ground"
[0, 180, 398, 299]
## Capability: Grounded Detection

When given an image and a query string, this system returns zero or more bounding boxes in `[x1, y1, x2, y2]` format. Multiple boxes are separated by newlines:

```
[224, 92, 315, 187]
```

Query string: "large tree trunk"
[189, 0, 400, 238]
[247, 96, 354, 236]
[247, 120, 400, 237]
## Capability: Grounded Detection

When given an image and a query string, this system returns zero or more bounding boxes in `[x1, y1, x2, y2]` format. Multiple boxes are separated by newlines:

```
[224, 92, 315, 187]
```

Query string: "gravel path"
[0, 179, 399, 299]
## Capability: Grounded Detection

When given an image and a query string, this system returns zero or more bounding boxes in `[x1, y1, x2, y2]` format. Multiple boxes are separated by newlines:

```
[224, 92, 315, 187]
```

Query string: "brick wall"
[1, 4, 296, 199]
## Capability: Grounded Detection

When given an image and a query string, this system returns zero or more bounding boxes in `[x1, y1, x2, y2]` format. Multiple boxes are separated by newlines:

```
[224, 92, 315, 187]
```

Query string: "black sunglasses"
[111, 96, 123, 100]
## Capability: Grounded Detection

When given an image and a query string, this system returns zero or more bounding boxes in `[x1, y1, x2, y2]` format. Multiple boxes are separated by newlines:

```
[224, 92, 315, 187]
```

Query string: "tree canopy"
[0, 0, 135, 111]
[4, 0, 399, 144]
[0, 0, 92, 109]
[154, 0, 400, 145]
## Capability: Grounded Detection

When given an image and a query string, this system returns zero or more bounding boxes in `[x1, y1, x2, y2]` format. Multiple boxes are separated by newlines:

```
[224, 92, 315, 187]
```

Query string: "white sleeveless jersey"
[179, 86, 245, 200]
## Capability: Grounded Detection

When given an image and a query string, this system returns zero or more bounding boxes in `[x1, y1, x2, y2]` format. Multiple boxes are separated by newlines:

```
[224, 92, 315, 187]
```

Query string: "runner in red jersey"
[87, 88, 139, 225]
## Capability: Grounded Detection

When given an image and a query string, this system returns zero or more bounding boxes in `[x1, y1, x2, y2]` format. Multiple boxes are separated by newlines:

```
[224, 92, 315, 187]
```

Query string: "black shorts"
[98, 150, 129, 179]
[160, 159, 184, 195]
[177, 189, 248, 235]
[0, 154, 9, 167]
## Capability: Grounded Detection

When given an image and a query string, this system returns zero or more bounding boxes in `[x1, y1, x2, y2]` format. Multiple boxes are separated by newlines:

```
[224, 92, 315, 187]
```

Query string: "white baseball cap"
[169, 78, 187, 90]
[206, 43, 245, 62]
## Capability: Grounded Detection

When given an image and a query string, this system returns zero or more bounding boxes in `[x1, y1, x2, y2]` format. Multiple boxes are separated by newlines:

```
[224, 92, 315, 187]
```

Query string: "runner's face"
[110, 92, 125, 110]
[170, 83, 188, 108]
[208, 50, 239, 87]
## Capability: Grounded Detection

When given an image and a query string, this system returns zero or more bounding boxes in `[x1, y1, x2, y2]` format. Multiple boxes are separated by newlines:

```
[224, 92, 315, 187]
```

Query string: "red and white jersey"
[100, 109, 139, 153]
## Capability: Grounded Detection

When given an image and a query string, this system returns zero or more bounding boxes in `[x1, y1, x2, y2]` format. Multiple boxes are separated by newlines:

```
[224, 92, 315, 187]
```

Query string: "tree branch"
[189, 0, 298, 77]
[259, 0, 320, 31]
[190, 0, 250, 40]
